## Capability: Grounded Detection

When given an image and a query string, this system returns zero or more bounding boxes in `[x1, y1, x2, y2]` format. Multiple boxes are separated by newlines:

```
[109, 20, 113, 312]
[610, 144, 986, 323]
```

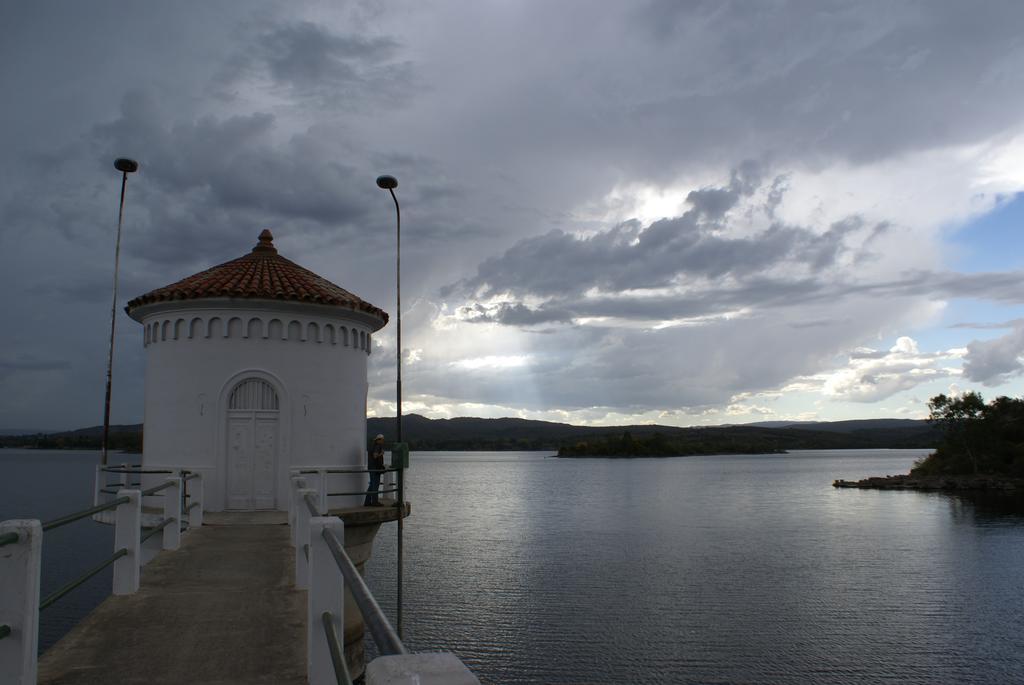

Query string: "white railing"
[289, 476, 479, 685]
[288, 465, 399, 533]
[0, 472, 204, 684]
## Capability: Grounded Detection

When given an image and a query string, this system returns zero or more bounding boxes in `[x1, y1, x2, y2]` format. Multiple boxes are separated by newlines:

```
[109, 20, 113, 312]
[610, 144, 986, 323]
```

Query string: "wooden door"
[226, 379, 280, 510]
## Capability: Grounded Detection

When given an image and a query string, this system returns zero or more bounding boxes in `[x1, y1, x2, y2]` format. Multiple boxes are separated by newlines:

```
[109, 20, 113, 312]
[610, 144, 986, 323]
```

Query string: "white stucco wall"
[130, 298, 385, 511]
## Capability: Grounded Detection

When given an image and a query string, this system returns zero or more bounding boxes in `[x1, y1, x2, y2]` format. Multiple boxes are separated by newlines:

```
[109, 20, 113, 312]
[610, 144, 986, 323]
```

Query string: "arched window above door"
[228, 378, 280, 411]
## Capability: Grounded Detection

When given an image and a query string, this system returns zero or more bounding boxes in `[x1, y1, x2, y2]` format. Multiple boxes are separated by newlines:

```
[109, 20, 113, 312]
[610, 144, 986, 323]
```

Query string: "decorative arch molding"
[141, 313, 375, 349]
[247, 317, 264, 340]
[228, 377, 280, 411]
[217, 368, 289, 413]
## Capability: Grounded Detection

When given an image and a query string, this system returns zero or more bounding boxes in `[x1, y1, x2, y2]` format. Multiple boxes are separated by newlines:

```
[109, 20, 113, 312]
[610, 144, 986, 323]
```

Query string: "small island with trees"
[557, 430, 788, 457]
[834, 392, 1024, 492]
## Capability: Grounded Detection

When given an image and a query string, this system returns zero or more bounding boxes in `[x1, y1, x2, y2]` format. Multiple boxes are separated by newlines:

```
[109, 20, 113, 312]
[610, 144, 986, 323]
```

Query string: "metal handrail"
[327, 488, 399, 497]
[297, 467, 398, 475]
[100, 468, 173, 475]
[42, 496, 131, 532]
[39, 548, 128, 611]
[0, 531, 19, 547]
[140, 517, 175, 544]
[321, 527, 407, 656]
[183, 473, 201, 481]
[142, 481, 175, 497]
[322, 611, 353, 685]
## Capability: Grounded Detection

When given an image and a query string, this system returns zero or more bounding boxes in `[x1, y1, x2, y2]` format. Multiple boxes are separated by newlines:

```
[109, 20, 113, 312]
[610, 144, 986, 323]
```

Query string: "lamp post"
[102, 158, 139, 466]
[376, 175, 401, 444]
[375, 173, 404, 637]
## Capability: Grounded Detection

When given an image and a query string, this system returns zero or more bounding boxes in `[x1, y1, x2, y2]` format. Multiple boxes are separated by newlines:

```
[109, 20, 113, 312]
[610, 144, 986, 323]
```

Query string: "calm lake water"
[3, 448, 1024, 683]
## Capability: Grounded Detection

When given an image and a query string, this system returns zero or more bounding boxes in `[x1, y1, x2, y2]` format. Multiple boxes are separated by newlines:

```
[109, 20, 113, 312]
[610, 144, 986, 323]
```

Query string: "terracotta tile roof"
[126, 230, 388, 323]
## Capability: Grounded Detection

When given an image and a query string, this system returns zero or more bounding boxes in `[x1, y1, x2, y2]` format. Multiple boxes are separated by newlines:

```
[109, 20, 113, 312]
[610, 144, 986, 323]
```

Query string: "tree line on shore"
[911, 393, 1024, 477]
[0, 427, 143, 451]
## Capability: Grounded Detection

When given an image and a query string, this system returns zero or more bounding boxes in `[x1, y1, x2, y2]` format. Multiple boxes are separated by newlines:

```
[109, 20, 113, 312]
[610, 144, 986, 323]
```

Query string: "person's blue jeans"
[364, 470, 381, 505]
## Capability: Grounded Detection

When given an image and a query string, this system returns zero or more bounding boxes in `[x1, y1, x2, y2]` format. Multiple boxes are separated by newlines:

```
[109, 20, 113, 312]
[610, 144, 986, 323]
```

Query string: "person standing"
[364, 434, 386, 506]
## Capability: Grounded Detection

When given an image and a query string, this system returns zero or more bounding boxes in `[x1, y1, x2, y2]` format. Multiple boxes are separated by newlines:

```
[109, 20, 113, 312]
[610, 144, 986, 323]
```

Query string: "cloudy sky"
[3, 1, 1024, 431]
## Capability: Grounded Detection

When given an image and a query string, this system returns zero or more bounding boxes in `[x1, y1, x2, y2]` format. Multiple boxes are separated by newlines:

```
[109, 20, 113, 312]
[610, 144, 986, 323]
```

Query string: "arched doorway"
[225, 378, 279, 510]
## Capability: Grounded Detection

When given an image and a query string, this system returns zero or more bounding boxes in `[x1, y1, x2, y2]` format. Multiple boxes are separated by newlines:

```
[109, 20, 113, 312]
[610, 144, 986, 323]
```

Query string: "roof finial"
[252, 229, 278, 254]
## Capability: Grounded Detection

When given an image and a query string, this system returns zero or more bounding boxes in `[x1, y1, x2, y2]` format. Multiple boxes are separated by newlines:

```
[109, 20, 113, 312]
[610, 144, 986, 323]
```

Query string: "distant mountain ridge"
[1, 415, 939, 452]
[365, 414, 938, 452]
[745, 418, 926, 432]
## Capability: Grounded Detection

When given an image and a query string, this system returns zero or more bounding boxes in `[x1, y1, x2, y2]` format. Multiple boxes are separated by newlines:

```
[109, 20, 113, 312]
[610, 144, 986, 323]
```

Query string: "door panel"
[252, 417, 278, 509]
[227, 416, 254, 509]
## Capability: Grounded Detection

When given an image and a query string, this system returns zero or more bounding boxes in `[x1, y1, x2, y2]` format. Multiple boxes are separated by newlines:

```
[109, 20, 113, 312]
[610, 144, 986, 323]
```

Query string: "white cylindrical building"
[126, 229, 388, 511]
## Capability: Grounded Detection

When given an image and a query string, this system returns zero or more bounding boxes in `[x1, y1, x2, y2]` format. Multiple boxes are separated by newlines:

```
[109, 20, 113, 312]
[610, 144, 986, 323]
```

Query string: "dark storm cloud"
[93, 92, 367, 227]
[217, 20, 413, 108]
[85, 89, 469, 273]
[852, 271, 1024, 304]
[617, 1, 1024, 170]
[448, 169, 890, 324]
[261, 23, 400, 87]
[447, 149, 1024, 329]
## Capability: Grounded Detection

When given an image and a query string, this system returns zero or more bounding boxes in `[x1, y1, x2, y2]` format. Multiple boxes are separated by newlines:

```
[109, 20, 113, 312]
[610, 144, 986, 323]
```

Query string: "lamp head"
[376, 175, 398, 190]
[114, 158, 139, 173]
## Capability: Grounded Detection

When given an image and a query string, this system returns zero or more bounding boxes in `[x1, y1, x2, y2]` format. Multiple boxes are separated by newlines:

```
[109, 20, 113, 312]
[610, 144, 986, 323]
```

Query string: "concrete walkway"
[38, 517, 306, 685]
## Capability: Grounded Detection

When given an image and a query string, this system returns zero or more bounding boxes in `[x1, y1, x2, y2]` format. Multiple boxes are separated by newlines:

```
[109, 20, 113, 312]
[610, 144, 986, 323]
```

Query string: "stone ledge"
[330, 501, 411, 525]
[366, 653, 480, 685]
[833, 474, 1024, 491]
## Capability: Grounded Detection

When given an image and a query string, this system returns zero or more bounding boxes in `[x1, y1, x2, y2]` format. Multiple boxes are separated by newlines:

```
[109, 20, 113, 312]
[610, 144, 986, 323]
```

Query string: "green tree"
[928, 392, 985, 473]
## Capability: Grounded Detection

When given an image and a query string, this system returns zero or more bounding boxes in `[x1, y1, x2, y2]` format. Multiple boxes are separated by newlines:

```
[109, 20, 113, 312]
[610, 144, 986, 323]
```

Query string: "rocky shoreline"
[833, 473, 1024, 492]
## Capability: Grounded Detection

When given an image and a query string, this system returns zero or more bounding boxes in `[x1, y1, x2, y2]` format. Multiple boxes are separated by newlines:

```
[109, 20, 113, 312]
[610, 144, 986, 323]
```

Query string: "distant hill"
[1, 415, 939, 453]
[368, 414, 939, 452]
[749, 418, 927, 433]
[0, 424, 143, 450]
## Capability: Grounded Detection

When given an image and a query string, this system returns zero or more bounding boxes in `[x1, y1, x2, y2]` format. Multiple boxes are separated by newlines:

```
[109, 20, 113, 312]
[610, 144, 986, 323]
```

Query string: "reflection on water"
[365, 449, 1024, 684]
[2, 449, 1023, 681]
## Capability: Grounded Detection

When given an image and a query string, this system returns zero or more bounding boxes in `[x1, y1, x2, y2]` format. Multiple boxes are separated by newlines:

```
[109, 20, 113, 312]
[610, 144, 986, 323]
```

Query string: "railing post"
[113, 489, 141, 595]
[290, 476, 307, 547]
[288, 471, 299, 536]
[189, 474, 204, 529]
[118, 463, 129, 489]
[93, 465, 102, 506]
[163, 477, 182, 551]
[316, 470, 328, 514]
[308, 517, 345, 685]
[295, 488, 315, 589]
[0, 520, 42, 685]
